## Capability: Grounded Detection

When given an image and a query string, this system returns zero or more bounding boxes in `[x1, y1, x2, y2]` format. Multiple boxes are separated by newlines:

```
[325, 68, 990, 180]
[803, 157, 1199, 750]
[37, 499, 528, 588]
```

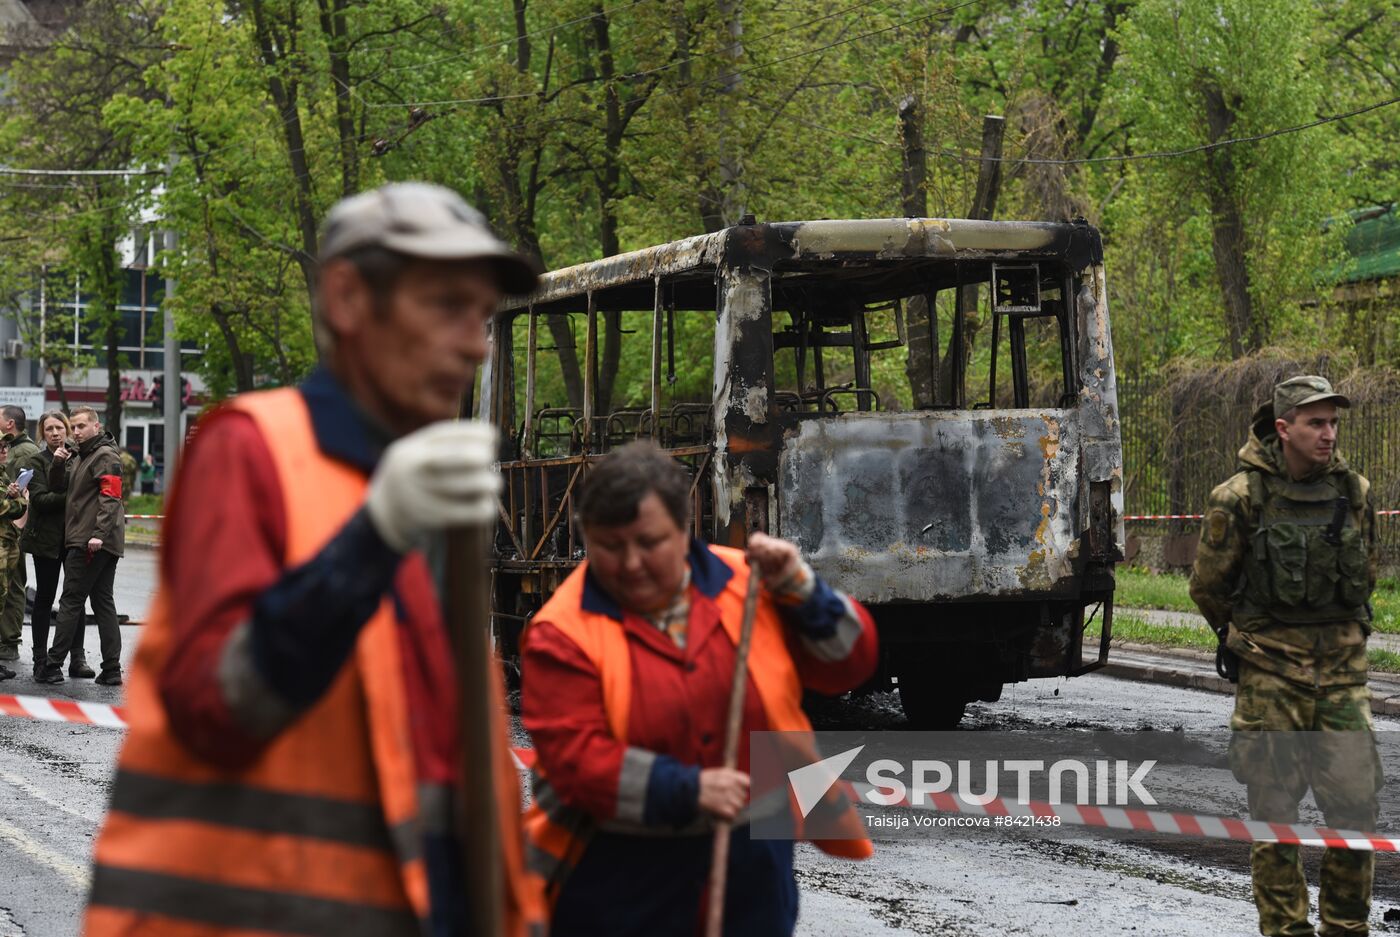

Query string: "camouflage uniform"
[1190, 377, 1382, 937]
[0, 432, 38, 661]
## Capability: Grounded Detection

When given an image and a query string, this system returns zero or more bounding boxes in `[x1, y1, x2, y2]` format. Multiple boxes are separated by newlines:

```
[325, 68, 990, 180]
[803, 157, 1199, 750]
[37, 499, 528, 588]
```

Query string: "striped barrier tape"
[0, 692, 129, 729]
[1126, 510, 1400, 521]
[1, 693, 1393, 852]
[125, 515, 164, 520]
[850, 783, 1400, 852]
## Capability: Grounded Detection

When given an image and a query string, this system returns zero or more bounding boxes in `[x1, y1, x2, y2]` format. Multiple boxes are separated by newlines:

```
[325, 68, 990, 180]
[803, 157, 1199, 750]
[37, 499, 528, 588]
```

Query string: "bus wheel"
[896, 675, 969, 729]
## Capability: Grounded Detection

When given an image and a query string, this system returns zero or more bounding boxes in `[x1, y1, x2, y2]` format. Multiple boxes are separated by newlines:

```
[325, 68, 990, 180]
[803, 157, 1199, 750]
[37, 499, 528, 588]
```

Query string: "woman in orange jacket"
[521, 441, 877, 936]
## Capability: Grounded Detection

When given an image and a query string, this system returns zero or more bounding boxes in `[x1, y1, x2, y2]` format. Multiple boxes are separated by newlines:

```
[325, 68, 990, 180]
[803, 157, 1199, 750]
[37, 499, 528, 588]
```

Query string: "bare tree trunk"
[899, 95, 937, 409]
[250, 0, 320, 301]
[104, 316, 123, 444]
[941, 115, 1005, 405]
[1075, 2, 1127, 147]
[715, 0, 745, 227]
[49, 366, 69, 413]
[1199, 82, 1256, 357]
[673, 9, 724, 233]
[212, 303, 255, 392]
[316, 0, 358, 198]
[503, 0, 583, 410]
[593, 5, 624, 413]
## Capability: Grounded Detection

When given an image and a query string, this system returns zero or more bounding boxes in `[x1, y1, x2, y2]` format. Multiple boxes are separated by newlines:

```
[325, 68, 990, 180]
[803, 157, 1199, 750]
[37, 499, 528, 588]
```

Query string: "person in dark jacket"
[18, 411, 86, 679]
[37, 406, 125, 685]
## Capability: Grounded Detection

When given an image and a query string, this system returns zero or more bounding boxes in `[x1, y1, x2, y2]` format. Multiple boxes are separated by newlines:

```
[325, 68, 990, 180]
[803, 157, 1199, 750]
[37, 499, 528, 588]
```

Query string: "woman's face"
[582, 492, 691, 615]
[42, 418, 67, 450]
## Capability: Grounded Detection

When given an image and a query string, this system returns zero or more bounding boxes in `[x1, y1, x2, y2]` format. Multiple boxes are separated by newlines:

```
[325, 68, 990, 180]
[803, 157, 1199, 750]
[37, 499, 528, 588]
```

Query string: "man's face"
[1276, 401, 1339, 470]
[0, 414, 15, 437]
[71, 412, 100, 444]
[583, 492, 691, 615]
[323, 257, 500, 433]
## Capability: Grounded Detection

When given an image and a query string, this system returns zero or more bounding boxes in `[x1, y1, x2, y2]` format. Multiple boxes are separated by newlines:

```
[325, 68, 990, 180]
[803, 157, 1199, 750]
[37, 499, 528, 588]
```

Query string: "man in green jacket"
[1190, 375, 1382, 937]
[38, 406, 126, 686]
[0, 406, 39, 668]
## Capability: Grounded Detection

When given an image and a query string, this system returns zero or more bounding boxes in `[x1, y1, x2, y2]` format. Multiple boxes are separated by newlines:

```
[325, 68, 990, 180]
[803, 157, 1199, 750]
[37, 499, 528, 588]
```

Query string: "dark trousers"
[28, 554, 77, 664]
[46, 549, 120, 674]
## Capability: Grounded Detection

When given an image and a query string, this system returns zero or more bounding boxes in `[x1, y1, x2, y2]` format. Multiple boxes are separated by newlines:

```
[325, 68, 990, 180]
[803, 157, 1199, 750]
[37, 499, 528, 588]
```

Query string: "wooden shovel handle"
[704, 565, 763, 937]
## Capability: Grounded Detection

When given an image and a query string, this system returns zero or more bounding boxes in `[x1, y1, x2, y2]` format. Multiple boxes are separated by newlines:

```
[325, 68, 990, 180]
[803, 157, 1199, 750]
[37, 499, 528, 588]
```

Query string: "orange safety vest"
[85, 388, 544, 937]
[523, 545, 872, 902]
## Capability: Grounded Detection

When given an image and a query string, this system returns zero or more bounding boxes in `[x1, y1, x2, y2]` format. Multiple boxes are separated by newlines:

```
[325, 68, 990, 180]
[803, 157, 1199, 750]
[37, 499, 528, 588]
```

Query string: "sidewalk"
[1105, 640, 1400, 718]
[1120, 605, 1400, 656]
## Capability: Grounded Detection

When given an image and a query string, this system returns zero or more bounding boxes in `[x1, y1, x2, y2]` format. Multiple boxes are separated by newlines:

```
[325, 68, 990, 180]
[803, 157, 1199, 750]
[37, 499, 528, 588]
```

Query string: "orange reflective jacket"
[523, 545, 872, 902]
[85, 388, 543, 937]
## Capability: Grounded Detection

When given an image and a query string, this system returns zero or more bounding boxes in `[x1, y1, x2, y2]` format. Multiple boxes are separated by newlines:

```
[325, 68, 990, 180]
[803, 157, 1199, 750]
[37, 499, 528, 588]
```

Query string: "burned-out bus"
[482, 217, 1123, 727]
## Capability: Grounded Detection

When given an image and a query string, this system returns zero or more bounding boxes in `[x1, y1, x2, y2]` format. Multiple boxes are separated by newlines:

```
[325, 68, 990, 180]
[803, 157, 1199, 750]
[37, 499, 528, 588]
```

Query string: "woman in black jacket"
[18, 411, 87, 679]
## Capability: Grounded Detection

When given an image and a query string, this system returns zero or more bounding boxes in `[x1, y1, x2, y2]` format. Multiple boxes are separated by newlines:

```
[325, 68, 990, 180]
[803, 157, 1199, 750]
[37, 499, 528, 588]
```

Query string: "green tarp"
[1339, 205, 1400, 284]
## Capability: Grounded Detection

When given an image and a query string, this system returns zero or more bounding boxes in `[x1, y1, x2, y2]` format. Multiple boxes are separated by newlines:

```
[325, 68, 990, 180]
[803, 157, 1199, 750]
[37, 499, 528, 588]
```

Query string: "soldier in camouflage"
[1190, 375, 1383, 937]
[0, 405, 38, 674]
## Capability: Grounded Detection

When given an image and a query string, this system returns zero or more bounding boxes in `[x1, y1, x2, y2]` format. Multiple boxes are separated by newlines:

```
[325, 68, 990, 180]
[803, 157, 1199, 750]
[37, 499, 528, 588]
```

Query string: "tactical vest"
[1235, 467, 1371, 627]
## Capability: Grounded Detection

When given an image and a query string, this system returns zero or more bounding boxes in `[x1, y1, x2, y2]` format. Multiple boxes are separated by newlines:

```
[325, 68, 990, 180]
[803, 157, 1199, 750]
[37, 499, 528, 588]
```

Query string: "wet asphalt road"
[0, 549, 1397, 936]
[0, 550, 150, 937]
[798, 681, 1400, 936]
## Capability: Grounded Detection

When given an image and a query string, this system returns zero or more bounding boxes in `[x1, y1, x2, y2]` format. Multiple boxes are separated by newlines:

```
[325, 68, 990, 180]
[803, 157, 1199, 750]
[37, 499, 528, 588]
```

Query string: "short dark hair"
[344, 245, 414, 301]
[312, 245, 414, 357]
[578, 441, 692, 530]
[1, 406, 24, 432]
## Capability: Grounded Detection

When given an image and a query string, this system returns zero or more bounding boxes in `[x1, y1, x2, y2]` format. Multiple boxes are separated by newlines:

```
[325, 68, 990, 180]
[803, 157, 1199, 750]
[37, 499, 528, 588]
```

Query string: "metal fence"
[1119, 376, 1400, 562]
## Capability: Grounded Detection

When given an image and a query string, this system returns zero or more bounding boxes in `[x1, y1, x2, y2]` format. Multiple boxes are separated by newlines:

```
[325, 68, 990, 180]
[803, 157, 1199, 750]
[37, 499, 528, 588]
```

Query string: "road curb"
[1102, 645, 1400, 717]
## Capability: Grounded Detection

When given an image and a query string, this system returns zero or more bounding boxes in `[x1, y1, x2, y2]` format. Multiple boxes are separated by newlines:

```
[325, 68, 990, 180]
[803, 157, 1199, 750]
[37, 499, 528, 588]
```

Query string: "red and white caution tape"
[1126, 509, 1400, 521]
[850, 783, 1400, 852]
[124, 515, 164, 520]
[3, 693, 1393, 851]
[1123, 513, 1205, 521]
[0, 693, 128, 729]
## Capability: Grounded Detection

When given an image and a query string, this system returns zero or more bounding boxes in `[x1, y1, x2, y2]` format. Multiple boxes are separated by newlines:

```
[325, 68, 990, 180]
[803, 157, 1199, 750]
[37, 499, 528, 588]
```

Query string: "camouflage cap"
[1274, 375, 1350, 416]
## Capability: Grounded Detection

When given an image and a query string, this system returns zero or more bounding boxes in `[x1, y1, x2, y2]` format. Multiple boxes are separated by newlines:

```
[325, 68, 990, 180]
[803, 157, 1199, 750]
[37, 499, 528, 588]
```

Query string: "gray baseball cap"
[1274, 374, 1350, 415]
[318, 182, 540, 294]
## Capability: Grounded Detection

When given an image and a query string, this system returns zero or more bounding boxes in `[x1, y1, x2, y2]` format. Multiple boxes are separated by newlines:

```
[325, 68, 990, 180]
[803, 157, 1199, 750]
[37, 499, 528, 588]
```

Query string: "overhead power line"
[954, 95, 1400, 166]
[0, 167, 160, 177]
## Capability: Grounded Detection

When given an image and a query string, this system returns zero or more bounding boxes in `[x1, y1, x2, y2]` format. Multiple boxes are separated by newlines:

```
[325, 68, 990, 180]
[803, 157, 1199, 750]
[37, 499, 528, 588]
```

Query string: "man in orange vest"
[85, 183, 545, 936]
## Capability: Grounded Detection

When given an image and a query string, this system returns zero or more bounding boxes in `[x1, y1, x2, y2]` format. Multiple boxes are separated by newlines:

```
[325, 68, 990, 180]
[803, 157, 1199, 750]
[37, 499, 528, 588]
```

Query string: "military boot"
[69, 656, 95, 679]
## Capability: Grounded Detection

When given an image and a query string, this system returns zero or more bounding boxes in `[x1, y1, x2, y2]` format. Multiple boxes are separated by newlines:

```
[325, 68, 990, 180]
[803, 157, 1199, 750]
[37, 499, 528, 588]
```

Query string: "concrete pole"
[163, 228, 179, 490]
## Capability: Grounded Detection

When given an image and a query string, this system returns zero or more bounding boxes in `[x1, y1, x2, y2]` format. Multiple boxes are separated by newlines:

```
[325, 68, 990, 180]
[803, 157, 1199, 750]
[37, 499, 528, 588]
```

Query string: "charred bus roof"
[502, 217, 1105, 315]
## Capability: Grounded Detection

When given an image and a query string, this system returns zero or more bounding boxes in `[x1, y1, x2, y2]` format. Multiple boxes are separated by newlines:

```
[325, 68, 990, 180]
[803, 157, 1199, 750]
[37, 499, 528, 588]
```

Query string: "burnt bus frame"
[486, 218, 1123, 683]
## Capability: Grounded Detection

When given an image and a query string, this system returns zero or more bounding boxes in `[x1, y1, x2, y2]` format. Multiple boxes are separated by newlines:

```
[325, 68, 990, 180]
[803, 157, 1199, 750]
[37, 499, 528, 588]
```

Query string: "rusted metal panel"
[1075, 264, 1126, 558]
[777, 410, 1083, 603]
[505, 232, 723, 310]
[711, 265, 777, 537]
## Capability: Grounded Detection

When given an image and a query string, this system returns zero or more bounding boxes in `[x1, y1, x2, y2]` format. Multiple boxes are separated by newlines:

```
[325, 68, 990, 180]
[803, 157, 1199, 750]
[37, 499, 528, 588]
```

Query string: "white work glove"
[365, 420, 502, 552]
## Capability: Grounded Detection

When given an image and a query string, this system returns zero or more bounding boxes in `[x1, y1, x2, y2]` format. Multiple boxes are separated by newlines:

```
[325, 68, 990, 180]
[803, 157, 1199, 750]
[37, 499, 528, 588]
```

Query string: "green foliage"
[1087, 612, 1219, 651]
[0, 0, 1396, 403]
[1117, 567, 1400, 635]
[1092, 612, 1400, 673]
[1114, 566, 1198, 613]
